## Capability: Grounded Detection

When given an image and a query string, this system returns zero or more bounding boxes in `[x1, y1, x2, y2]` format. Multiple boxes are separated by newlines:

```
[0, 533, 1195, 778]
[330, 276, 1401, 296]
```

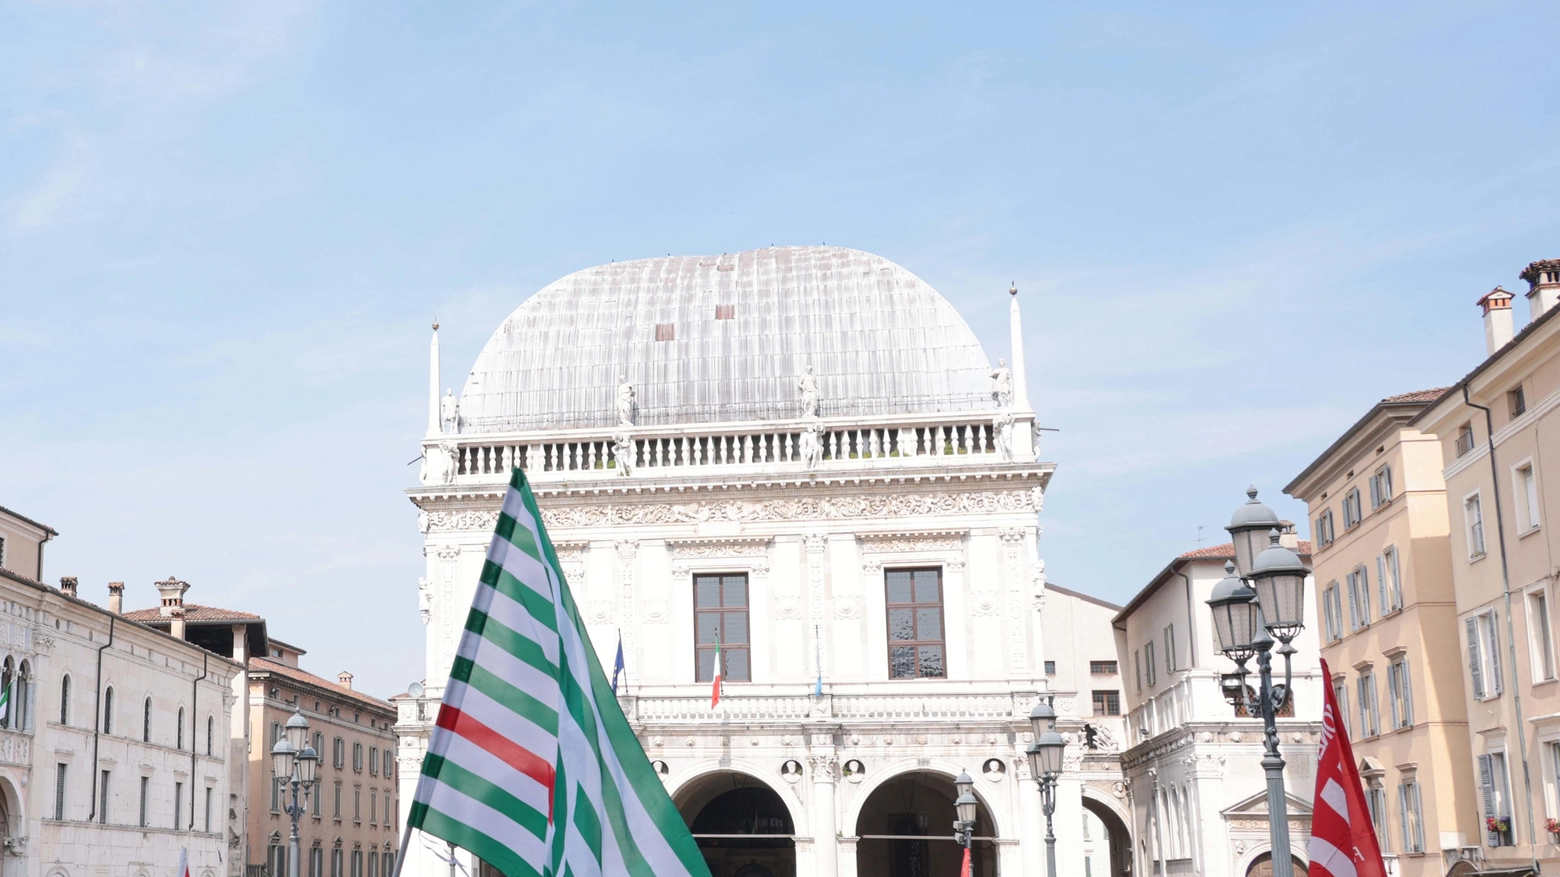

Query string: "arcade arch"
[670, 768, 798, 877]
[852, 769, 999, 877]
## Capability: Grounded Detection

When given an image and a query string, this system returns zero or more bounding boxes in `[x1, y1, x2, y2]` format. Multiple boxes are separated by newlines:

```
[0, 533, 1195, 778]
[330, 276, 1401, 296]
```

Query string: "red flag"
[959, 846, 971, 877]
[1308, 658, 1387, 877]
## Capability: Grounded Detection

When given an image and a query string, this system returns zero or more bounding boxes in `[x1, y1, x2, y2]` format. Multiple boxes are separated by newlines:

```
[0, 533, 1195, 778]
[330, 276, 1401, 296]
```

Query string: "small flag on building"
[710, 631, 723, 709]
[405, 468, 709, 877]
[1308, 658, 1387, 877]
[176, 847, 190, 877]
[611, 631, 625, 695]
[0, 678, 11, 725]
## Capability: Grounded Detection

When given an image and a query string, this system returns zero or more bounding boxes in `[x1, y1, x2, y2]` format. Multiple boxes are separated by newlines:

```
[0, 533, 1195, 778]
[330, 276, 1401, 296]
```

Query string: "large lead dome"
[459, 245, 996, 431]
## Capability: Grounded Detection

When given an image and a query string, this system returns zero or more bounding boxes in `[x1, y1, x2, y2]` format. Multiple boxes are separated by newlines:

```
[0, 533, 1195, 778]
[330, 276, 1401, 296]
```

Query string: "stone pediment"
[1220, 789, 1313, 820]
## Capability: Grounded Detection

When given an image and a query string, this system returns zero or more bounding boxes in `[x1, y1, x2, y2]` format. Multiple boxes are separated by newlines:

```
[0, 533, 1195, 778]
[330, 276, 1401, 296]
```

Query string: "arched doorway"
[1246, 852, 1307, 877]
[854, 771, 998, 877]
[1081, 795, 1131, 876]
[673, 771, 796, 877]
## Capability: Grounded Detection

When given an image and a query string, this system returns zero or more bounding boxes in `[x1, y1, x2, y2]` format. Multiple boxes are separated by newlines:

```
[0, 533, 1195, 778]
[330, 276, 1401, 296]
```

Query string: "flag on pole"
[407, 468, 709, 877]
[611, 632, 625, 696]
[0, 679, 10, 725]
[710, 631, 723, 709]
[177, 848, 190, 877]
[1308, 658, 1387, 877]
[959, 846, 971, 877]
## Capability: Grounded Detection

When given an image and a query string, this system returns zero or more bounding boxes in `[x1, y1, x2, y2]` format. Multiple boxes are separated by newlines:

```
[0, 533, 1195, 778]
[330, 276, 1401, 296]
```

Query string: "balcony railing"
[427, 410, 1038, 484]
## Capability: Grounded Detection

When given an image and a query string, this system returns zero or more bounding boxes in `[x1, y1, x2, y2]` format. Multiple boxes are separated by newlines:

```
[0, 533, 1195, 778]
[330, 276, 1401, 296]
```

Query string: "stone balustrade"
[425, 410, 1037, 484]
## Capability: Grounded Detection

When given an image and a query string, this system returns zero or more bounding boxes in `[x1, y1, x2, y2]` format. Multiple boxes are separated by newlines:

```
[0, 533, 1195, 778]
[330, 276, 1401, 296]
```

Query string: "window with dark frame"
[694, 574, 750, 683]
[1089, 660, 1117, 675]
[886, 568, 946, 679]
[1091, 690, 1121, 716]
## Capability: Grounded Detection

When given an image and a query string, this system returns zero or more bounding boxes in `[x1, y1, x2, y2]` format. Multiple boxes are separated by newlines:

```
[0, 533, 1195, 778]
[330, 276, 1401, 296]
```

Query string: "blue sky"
[4, 2, 1559, 698]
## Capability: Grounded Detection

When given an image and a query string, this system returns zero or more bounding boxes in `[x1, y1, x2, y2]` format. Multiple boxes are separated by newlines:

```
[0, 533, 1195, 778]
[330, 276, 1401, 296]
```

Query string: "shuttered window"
[1467, 611, 1503, 700]
[1398, 780, 1424, 852]
[1478, 752, 1513, 846]
[54, 763, 66, 820]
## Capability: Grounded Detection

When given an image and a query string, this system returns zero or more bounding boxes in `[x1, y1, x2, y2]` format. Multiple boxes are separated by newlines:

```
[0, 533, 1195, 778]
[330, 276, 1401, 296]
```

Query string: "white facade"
[1115, 544, 1323, 877]
[0, 564, 239, 877]
[396, 246, 1130, 877]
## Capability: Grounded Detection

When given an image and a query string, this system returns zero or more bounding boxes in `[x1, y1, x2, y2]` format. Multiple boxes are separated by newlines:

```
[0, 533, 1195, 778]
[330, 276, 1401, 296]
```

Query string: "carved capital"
[436, 544, 462, 560]
[804, 533, 828, 554]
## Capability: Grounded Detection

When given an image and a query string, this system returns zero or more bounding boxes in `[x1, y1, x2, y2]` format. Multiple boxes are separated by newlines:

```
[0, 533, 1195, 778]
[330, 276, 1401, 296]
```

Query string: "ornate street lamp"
[272, 708, 320, 877]
[1024, 698, 1066, 877]
[1208, 492, 1311, 877]
[1226, 486, 1282, 579]
[952, 770, 978, 867]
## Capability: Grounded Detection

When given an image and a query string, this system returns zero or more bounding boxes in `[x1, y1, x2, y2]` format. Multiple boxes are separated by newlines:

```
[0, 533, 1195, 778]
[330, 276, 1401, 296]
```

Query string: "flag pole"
[389, 818, 415, 877]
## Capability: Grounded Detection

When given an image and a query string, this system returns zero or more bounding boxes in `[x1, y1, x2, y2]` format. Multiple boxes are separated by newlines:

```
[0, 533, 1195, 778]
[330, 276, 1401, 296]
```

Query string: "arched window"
[207, 716, 215, 756]
[177, 707, 185, 750]
[102, 686, 114, 734]
[60, 674, 71, 726]
[142, 696, 152, 743]
[16, 660, 30, 730]
[1, 657, 14, 729]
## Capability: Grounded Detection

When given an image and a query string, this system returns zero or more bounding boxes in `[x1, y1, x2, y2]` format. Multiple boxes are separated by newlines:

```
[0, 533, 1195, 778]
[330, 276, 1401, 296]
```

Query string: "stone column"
[837, 836, 859, 877]
[1016, 753, 1045, 877]
[809, 752, 839, 877]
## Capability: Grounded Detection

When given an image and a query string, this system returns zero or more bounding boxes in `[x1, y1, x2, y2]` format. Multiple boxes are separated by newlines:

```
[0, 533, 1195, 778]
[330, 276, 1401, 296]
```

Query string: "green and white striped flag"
[407, 468, 709, 877]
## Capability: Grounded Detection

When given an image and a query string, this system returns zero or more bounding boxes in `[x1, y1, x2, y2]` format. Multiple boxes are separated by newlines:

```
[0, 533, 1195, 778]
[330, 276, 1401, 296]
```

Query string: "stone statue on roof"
[612, 431, 635, 477]
[993, 409, 1015, 462]
[800, 420, 823, 470]
[990, 359, 1013, 408]
[616, 376, 636, 426]
[797, 366, 820, 418]
[440, 388, 460, 433]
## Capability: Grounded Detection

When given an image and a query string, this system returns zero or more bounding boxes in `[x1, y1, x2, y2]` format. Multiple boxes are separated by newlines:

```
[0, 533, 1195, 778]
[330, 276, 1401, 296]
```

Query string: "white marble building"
[395, 246, 1131, 877]
[1114, 540, 1323, 877]
[0, 506, 240, 877]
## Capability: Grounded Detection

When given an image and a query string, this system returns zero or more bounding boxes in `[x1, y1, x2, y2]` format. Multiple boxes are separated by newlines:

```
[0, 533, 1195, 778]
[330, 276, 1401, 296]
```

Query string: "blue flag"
[611, 630, 626, 694]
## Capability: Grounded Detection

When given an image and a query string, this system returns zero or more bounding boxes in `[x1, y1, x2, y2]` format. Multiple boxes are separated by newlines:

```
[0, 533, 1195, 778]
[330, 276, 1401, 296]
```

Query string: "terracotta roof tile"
[1382, 387, 1450, 404]
[1179, 541, 1313, 559]
[250, 657, 394, 714]
[122, 603, 263, 623]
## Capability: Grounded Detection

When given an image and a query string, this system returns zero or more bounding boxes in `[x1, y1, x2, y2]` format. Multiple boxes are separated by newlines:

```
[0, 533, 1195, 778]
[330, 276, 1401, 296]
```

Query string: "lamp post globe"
[1226, 486, 1282, 578]
[296, 745, 319, 785]
[1248, 530, 1310, 642]
[285, 707, 310, 750]
[1029, 698, 1056, 739]
[1035, 730, 1066, 777]
[271, 739, 296, 780]
[954, 770, 975, 803]
[1207, 561, 1260, 660]
[954, 791, 979, 828]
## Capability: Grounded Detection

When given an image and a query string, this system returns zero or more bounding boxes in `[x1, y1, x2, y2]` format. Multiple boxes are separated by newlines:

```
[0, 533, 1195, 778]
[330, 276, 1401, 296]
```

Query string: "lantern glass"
[270, 739, 295, 781]
[1226, 487, 1281, 578]
[285, 709, 309, 751]
[296, 746, 319, 785]
[954, 770, 974, 802]
[1029, 699, 1056, 739]
[1036, 730, 1066, 776]
[1207, 563, 1258, 658]
[1248, 531, 1310, 639]
[1024, 741, 1043, 779]
[955, 792, 979, 826]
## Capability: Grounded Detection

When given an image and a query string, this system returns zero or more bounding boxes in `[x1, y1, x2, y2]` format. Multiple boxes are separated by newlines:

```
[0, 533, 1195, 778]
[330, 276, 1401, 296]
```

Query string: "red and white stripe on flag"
[1308, 658, 1388, 877]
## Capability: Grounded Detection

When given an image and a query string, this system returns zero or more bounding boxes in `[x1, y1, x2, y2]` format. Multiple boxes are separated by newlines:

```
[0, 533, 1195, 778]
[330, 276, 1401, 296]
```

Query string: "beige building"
[125, 597, 400, 877]
[247, 643, 399, 877]
[1285, 389, 1480, 875]
[1412, 261, 1560, 875]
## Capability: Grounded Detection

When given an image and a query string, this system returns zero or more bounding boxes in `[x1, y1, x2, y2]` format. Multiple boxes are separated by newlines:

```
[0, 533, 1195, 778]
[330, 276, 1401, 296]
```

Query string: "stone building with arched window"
[394, 246, 1131, 877]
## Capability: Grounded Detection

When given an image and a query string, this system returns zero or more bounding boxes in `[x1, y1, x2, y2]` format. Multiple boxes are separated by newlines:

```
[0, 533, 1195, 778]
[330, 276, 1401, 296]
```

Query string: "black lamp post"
[953, 770, 978, 868]
[271, 708, 320, 877]
[1025, 699, 1066, 877]
[1210, 489, 1311, 877]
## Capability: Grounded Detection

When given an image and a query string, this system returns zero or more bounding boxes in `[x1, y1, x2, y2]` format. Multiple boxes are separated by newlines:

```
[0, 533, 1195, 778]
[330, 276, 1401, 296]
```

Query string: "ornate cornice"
[666, 537, 773, 559]
[417, 487, 1039, 533]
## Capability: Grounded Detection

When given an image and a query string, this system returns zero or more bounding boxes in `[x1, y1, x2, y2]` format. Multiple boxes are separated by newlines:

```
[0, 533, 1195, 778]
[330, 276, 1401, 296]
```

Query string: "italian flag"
[0, 679, 11, 724]
[710, 633, 723, 709]
[407, 468, 709, 877]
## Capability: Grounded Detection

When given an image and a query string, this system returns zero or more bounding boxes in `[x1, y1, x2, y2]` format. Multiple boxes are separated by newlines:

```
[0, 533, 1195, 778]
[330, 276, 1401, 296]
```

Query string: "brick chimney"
[1520, 259, 1560, 321]
[107, 582, 124, 615]
[59, 576, 78, 599]
[338, 671, 354, 690]
[1478, 287, 1515, 355]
